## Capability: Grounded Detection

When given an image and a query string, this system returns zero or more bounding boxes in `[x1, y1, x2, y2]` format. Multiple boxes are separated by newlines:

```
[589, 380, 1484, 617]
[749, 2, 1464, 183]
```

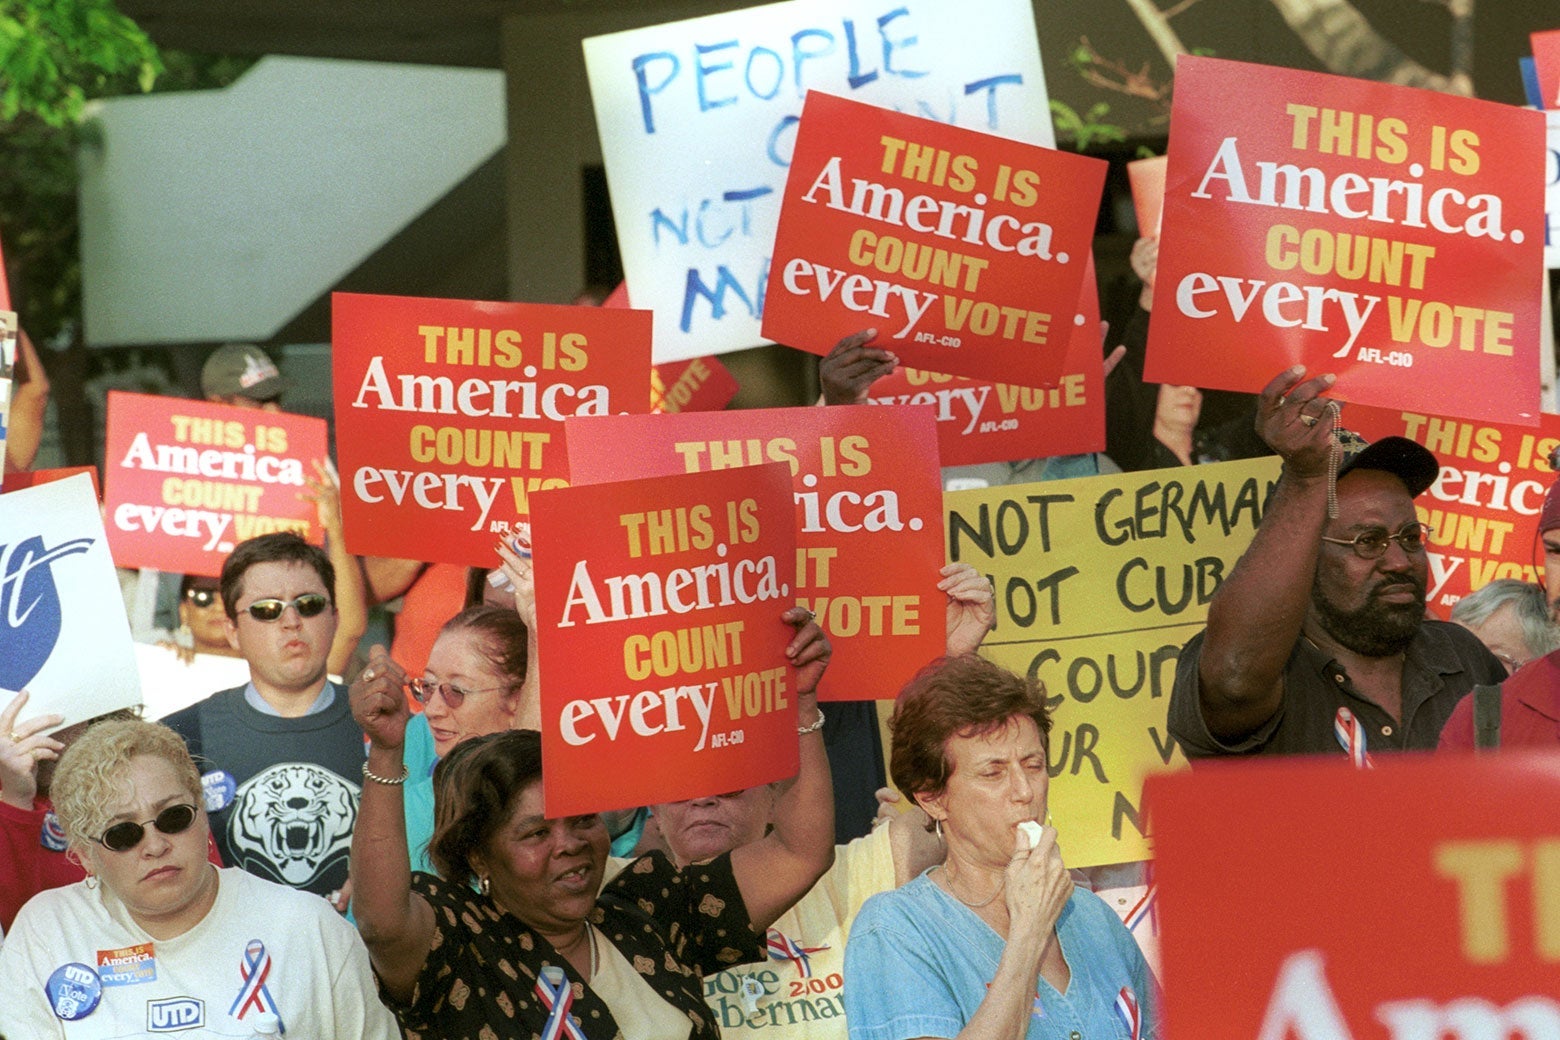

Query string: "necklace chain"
[557, 922, 598, 980]
[939, 865, 1004, 909]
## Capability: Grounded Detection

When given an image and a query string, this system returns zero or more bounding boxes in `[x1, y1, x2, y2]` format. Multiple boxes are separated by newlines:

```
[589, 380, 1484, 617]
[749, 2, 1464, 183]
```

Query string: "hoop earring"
[934, 819, 944, 843]
[84, 874, 100, 890]
[478, 875, 491, 897]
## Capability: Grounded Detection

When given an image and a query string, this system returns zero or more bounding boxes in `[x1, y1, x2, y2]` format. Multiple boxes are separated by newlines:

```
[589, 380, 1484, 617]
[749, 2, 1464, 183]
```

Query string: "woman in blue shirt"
[845, 655, 1158, 1040]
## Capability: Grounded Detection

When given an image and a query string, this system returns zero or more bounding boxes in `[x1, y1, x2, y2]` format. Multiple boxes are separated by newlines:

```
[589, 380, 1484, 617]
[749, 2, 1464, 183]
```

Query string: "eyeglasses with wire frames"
[242, 593, 331, 622]
[1319, 521, 1434, 560]
[96, 803, 200, 853]
[402, 677, 512, 709]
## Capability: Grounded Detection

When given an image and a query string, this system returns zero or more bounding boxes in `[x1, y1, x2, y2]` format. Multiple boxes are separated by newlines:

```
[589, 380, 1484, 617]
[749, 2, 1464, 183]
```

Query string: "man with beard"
[1168, 366, 1504, 758]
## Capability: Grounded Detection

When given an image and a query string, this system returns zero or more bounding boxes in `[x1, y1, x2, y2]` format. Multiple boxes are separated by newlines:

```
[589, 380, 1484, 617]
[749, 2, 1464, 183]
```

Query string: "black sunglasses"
[244, 593, 330, 622]
[97, 803, 199, 853]
[184, 587, 220, 609]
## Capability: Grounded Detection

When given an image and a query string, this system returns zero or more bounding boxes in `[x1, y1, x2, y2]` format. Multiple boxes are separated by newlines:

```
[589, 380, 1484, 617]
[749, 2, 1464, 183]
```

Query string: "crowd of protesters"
[1, 115, 1556, 1033]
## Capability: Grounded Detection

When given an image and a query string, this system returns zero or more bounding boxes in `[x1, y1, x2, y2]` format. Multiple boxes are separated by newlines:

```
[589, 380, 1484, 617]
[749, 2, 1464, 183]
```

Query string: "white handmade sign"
[585, 0, 1053, 361]
[0, 474, 142, 728]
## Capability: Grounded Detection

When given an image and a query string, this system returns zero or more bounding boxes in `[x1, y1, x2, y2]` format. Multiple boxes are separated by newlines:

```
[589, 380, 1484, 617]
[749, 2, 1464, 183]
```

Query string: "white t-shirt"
[704, 822, 898, 1038]
[0, 867, 399, 1039]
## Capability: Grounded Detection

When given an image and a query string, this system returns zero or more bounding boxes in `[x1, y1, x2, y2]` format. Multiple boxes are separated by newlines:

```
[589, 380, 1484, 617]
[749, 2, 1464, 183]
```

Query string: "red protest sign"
[1, 466, 101, 497]
[530, 463, 798, 817]
[331, 291, 652, 565]
[1146, 56, 1546, 426]
[652, 357, 740, 414]
[865, 256, 1105, 467]
[102, 392, 327, 577]
[1150, 755, 1560, 1040]
[764, 91, 1105, 388]
[567, 405, 946, 701]
[1533, 30, 1560, 110]
[1344, 403, 1560, 616]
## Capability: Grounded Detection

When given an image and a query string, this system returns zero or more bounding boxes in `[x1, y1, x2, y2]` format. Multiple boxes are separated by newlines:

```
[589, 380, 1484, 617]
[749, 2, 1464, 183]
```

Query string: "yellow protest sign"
[945, 456, 1281, 866]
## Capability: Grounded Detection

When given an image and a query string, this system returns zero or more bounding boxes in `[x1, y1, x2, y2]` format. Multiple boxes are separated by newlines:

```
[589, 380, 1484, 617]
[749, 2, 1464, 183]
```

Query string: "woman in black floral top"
[349, 606, 835, 1039]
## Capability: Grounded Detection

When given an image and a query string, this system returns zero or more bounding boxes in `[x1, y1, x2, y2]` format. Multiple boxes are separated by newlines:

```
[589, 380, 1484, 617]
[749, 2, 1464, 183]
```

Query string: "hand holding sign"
[1256, 366, 1341, 474]
[940, 562, 996, 656]
[782, 604, 832, 699]
[819, 328, 898, 405]
[0, 690, 64, 809]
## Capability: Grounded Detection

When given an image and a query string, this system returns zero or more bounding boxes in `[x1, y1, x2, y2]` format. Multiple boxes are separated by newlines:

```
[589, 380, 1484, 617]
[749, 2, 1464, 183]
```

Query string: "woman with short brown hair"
[845, 655, 1159, 1040]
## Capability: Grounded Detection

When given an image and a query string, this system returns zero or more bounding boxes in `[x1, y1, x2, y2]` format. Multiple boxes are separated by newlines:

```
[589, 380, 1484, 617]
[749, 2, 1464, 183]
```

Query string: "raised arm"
[730, 607, 835, 929]
[1197, 366, 1338, 741]
[348, 646, 435, 1002]
[362, 557, 427, 605]
[4, 328, 49, 474]
[302, 459, 367, 677]
[494, 542, 540, 731]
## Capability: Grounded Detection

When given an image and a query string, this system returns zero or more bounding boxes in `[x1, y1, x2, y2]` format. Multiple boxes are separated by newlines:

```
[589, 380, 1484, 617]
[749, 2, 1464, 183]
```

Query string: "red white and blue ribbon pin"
[1124, 884, 1157, 935]
[765, 928, 828, 978]
[1116, 986, 1142, 1040]
[229, 940, 284, 1032]
[535, 965, 587, 1040]
[1333, 706, 1374, 769]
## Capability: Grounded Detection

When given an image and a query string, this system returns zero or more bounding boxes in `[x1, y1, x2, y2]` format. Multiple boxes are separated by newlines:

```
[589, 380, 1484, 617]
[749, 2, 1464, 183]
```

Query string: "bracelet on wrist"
[798, 709, 825, 736]
[362, 762, 410, 786]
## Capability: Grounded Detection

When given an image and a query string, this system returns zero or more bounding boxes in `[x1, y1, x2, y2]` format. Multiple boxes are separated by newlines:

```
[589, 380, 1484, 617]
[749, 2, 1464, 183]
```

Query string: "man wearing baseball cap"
[201, 342, 285, 410]
[1437, 470, 1560, 749]
[1169, 366, 1504, 758]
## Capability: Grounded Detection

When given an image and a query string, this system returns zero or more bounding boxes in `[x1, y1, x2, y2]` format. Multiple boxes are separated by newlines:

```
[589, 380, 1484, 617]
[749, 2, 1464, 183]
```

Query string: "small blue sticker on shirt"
[46, 962, 103, 1020]
[201, 771, 236, 813]
[40, 810, 67, 851]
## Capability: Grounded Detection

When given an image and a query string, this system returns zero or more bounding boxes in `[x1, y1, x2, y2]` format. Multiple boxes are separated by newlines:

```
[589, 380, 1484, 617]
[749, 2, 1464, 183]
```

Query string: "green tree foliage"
[0, 0, 161, 127]
[0, 1, 251, 345]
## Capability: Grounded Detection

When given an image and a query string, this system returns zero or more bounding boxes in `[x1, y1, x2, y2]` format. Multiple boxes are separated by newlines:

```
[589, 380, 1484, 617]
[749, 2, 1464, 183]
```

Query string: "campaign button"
[46, 962, 103, 1020]
[40, 810, 67, 851]
[201, 771, 237, 812]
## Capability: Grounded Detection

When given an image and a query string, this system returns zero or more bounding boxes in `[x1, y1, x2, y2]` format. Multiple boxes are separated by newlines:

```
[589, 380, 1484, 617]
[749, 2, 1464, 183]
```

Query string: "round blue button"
[201, 770, 237, 812]
[45, 962, 102, 1021]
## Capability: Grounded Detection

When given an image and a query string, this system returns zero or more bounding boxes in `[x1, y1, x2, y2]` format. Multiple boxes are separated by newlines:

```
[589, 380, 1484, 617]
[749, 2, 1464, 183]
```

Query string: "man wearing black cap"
[201, 343, 284, 411]
[1169, 366, 1504, 757]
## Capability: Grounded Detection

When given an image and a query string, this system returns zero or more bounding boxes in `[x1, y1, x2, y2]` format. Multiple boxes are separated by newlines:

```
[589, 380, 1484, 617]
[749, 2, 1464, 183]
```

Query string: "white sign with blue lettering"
[585, 0, 1053, 361]
[0, 473, 142, 729]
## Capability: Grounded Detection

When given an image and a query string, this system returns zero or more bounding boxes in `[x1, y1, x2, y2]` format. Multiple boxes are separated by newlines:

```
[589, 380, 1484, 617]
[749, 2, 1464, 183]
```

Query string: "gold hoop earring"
[84, 874, 100, 890]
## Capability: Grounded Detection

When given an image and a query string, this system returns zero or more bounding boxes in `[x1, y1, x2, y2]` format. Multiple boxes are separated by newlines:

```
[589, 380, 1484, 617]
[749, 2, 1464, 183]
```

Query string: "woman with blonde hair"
[0, 719, 396, 1038]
